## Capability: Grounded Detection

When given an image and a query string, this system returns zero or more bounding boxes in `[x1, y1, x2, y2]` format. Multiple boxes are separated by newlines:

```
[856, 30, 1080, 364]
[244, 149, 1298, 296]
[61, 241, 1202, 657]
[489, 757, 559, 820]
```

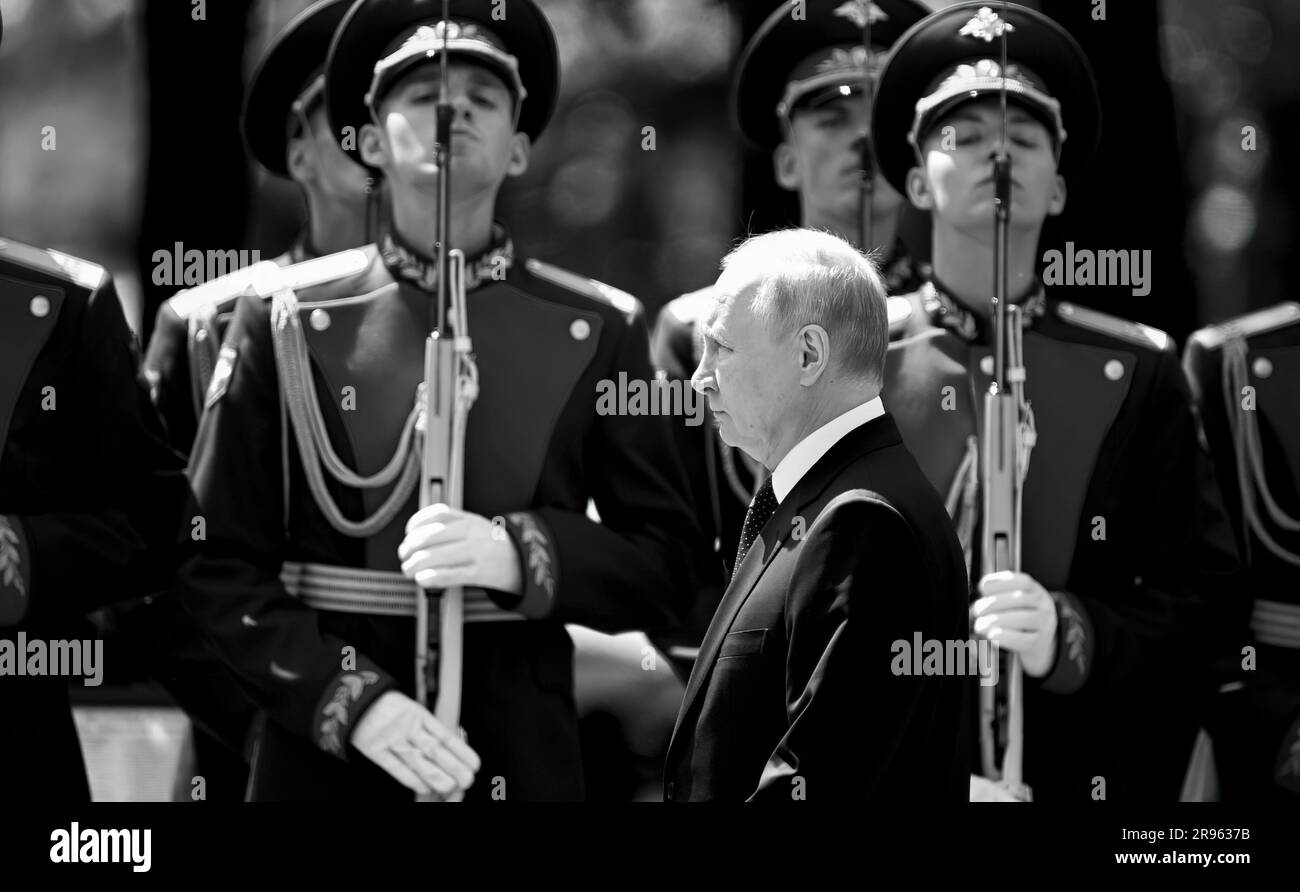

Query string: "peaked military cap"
[326, 0, 559, 168]
[733, 0, 929, 151]
[243, 0, 355, 178]
[872, 2, 1101, 194]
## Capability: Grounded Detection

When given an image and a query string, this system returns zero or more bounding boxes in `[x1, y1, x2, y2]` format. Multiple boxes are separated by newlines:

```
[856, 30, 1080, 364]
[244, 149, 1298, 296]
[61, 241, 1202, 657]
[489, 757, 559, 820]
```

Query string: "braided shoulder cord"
[270, 288, 421, 538]
[1222, 335, 1300, 567]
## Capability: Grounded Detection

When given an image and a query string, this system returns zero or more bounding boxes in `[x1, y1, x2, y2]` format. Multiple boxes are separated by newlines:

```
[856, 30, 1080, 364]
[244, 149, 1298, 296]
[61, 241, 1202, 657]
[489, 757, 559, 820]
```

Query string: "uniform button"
[979, 355, 994, 376]
[1104, 359, 1124, 381]
[1253, 357, 1273, 379]
[29, 296, 50, 317]
[570, 319, 591, 341]
[195, 327, 208, 342]
[309, 308, 331, 331]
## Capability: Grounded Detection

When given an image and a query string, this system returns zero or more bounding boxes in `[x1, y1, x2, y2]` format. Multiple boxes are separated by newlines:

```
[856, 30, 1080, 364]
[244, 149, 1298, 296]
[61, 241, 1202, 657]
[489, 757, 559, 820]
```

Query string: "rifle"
[976, 0, 1033, 802]
[414, 0, 480, 802]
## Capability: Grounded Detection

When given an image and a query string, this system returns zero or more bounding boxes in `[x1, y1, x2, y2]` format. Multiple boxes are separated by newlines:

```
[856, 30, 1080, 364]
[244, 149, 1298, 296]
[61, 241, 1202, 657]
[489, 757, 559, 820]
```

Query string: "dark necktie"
[732, 478, 777, 582]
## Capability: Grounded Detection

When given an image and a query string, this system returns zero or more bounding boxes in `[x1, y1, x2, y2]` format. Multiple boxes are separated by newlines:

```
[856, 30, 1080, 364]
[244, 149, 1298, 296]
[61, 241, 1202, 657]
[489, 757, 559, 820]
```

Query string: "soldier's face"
[365, 61, 530, 200]
[692, 272, 803, 467]
[288, 106, 372, 207]
[776, 93, 904, 222]
[909, 97, 1066, 235]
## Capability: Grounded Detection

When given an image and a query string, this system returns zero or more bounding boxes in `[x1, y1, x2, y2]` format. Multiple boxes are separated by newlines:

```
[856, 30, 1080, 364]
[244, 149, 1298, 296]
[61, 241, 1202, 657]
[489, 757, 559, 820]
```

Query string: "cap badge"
[407, 20, 487, 48]
[816, 45, 871, 77]
[960, 7, 1015, 43]
[833, 1, 888, 29]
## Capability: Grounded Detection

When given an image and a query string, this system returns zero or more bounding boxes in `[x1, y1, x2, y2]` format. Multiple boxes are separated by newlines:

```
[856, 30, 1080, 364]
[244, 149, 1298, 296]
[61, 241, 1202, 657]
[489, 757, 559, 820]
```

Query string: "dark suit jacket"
[664, 412, 972, 801]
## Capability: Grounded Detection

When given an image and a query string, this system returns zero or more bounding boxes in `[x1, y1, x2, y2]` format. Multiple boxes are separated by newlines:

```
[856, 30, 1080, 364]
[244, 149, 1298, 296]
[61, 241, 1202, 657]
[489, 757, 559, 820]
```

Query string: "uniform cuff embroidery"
[1038, 591, 1092, 695]
[503, 511, 557, 619]
[0, 515, 31, 626]
[313, 665, 387, 759]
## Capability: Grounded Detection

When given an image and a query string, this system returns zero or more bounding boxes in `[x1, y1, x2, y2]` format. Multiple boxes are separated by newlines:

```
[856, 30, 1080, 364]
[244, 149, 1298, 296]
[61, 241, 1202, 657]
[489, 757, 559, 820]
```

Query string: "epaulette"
[662, 286, 717, 326]
[886, 295, 913, 338]
[1056, 301, 1171, 352]
[166, 260, 282, 320]
[167, 248, 374, 319]
[1188, 301, 1300, 351]
[0, 237, 106, 292]
[525, 258, 640, 318]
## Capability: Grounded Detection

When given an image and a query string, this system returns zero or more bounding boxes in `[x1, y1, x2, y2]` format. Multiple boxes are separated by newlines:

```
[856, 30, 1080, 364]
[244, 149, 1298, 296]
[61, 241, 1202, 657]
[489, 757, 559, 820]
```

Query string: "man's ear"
[797, 323, 831, 386]
[906, 164, 933, 211]
[505, 132, 531, 178]
[286, 134, 315, 186]
[1047, 173, 1067, 217]
[773, 141, 801, 192]
[359, 122, 389, 171]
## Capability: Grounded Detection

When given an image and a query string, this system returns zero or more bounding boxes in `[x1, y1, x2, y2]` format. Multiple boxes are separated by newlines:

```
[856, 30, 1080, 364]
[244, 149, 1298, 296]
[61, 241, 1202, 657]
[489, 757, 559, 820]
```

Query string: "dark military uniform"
[1185, 304, 1300, 802]
[873, 3, 1240, 800]
[175, 0, 701, 801]
[649, 0, 927, 674]
[0, 237, 187, 801]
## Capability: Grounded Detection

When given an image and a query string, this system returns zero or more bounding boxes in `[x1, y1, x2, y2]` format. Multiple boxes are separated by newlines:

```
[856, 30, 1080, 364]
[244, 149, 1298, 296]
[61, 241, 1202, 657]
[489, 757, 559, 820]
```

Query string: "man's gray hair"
[720, 228, 890, 383]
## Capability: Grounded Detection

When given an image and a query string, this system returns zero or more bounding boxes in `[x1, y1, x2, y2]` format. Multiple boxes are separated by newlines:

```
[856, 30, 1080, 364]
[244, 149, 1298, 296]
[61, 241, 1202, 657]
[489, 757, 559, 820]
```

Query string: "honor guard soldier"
[1185, 304, 1300, 803]
[0, 14, 188, 802]
[650, 0, 929, 678]
[119, 0, 373, 801]
[176, 0, 702, 801]
[872, 2, 1239, 800]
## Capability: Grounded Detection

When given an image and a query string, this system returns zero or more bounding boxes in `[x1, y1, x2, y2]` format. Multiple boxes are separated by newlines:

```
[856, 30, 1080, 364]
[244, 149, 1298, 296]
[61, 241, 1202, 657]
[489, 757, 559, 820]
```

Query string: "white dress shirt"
[770, 396, 885, 503]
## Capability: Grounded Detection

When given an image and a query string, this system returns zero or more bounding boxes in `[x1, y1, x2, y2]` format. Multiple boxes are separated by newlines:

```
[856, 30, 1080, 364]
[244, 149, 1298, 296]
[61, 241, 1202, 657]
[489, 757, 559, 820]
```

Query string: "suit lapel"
[666, 415, 904, 766]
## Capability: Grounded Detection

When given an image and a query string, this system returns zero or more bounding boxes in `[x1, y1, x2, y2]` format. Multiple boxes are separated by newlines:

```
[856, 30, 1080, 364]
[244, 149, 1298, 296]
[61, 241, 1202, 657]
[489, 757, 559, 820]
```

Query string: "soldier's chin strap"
[1222, 335, 1300, 566]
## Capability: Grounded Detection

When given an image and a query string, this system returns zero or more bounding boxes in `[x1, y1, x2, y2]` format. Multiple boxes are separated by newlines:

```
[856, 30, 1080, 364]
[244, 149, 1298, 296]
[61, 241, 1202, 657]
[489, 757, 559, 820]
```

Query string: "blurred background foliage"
[0, 0, 1293, 344]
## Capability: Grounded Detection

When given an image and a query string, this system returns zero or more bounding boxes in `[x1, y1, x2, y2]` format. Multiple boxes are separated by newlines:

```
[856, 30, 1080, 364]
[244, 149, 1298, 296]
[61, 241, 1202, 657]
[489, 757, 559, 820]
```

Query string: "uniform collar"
[921, 275, 1047, 343]
[380, 222, 515, 293]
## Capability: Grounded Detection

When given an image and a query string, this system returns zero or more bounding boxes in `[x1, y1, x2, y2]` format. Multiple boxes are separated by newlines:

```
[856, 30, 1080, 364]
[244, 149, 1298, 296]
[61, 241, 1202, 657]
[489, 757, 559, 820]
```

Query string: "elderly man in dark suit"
[664, 228, 972, 802]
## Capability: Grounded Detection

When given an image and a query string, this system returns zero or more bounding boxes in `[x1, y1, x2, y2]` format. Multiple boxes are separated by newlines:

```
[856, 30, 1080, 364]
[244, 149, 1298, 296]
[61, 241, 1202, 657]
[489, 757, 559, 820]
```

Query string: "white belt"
[1251, 598, 1300, 650]
[280, 561, 524, 623]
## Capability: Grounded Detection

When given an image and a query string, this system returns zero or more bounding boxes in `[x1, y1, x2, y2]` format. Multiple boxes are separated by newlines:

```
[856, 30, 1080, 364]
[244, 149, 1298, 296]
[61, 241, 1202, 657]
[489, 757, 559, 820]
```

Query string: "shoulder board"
[166, 248, 375, 319]
[662, 286, 717, 326]
[886, 295, 913, 338]
[525, 259, 640, 317]
[1189, 301, 1300, 351]
[0, 237, 106, 292]
[1055, 301, 1171, 352]
[166, 260, 283, 320]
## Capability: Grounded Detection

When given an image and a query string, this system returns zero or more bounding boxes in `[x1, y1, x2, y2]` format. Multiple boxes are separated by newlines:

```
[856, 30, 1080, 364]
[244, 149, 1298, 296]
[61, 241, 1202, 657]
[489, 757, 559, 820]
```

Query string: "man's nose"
[690, 357, 715, 396]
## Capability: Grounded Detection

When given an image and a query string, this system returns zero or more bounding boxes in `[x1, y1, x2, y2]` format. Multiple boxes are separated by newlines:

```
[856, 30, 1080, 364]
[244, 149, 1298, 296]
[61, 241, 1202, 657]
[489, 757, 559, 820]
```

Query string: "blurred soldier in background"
[874, 1, 1240, 800]
[1185, 304, 1300, 803]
